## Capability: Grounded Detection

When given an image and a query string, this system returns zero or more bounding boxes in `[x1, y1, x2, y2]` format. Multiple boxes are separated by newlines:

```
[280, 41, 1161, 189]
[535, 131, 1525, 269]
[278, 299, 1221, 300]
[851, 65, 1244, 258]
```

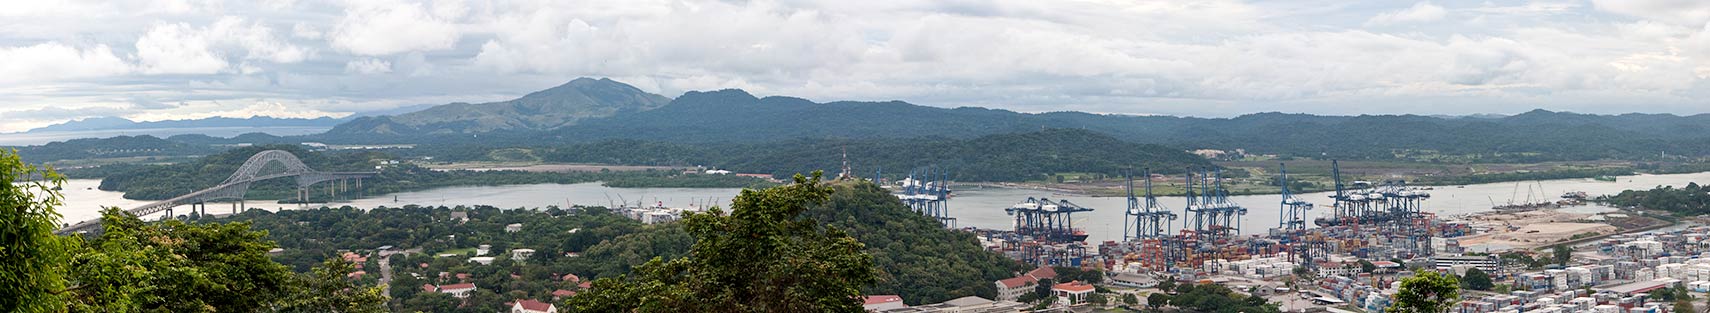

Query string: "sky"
[3, 0, 1710, 133]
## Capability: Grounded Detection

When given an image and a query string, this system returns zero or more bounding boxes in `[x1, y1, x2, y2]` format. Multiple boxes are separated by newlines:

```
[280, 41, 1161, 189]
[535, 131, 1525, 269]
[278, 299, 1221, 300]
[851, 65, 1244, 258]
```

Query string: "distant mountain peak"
[329, 77, 673, 135]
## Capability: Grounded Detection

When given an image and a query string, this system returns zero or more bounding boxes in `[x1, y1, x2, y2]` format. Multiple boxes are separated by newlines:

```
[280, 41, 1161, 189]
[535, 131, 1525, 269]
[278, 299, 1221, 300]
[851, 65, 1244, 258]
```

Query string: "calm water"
[56, 171, 1710, 242]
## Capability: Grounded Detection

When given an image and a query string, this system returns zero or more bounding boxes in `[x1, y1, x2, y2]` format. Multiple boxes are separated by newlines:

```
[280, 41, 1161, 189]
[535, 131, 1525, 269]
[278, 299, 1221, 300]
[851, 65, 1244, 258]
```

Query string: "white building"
[469, 256, 496, 265]
[511, 248, 535, 261]
[437, 283, 477, 298]
[506, 223, 523, 233]
[511, 299, 557, 313]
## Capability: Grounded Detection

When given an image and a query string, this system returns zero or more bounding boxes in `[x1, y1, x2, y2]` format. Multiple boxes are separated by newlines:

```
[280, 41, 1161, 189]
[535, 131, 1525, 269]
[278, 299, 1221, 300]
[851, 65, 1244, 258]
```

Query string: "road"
[376, 247, 421, 296]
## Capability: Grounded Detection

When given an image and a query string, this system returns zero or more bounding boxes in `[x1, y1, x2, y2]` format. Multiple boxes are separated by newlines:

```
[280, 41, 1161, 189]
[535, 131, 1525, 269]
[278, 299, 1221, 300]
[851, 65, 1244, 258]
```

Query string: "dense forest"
[88, 145, 770, 200]
[532, 128, 1214, 181]
[232, 179, 1030, 310]
[1599, 183, 1710, 216]
[315, 80, 1710, 163]
[7, 135, 222, 164]
[2, 148, 384, 312]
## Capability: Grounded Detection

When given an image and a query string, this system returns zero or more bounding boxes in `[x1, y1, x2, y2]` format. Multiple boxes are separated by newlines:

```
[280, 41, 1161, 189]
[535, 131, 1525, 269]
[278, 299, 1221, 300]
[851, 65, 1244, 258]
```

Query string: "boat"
[1071, 229, 1089, 242]
[1594, 175, 1617, 182]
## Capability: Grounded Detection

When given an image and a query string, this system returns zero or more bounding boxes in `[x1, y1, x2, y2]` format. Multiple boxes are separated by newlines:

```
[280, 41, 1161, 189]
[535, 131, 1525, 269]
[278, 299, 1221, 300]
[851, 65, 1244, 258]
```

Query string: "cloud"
[329, 0, 462, 55]
[7, 0, 1710, 130]
[0, 43, 131, 83]
[1593, 0, 1710, 26]
[1366, 2, 1448, 26]
[345, 58, 392, 74]
[134, 17, 310, 75]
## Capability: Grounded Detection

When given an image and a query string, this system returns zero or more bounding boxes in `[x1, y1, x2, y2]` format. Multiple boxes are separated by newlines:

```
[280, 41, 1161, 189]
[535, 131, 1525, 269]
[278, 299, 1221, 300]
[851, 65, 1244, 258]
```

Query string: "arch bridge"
[58, 150, 378, 234]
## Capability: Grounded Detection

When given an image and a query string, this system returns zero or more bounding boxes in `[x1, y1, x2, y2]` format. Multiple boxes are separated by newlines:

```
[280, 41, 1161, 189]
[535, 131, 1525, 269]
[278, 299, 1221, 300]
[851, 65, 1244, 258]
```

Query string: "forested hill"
[808, 181, 1029, 303]
[309, 77, 1710, 162]
[326, 77, 671, 135]
[529, 128, 1214, 181]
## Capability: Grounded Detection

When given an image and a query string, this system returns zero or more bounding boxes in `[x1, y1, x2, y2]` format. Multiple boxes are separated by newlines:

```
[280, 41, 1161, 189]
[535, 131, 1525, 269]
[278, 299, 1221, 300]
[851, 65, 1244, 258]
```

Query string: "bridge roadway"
[57, 150, 377, 234]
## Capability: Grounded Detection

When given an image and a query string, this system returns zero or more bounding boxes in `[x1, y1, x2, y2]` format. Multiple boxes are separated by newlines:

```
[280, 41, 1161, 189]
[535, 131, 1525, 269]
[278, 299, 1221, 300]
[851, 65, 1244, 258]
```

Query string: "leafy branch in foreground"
[566, 172, 878, 312]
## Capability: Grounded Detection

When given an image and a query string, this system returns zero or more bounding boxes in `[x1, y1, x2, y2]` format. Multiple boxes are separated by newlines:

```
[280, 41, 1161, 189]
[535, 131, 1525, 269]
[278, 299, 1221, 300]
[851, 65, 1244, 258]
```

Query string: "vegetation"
[5, 135, 220, 164]
[1461, 268, 1493, 291]
[220, 173, 1020, 310]
[520, 128, 1214, 182]
[1390, 270, 1460, 313]
[0, 149, 71, 312]
[89, 145, 766, 201]
[1599, 183, 1710, 216]
[0, 147, 385, 312]
[1159, 282, 1280, 313]
[567, 173, 877, 312]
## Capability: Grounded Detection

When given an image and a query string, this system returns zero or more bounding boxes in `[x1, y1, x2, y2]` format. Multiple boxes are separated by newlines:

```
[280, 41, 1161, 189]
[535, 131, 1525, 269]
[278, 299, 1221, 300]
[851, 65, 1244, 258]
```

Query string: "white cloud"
[135, 22, 228, 74]
[134, 17, 310, 75]
[1366, 2, 1448, 26]
[0, 43, 131, 83]
[1593, 0, 1710, 26]
[345, 58, 392, 74]
[329, 0, 462, 55]
[8, 0, 1710, 129]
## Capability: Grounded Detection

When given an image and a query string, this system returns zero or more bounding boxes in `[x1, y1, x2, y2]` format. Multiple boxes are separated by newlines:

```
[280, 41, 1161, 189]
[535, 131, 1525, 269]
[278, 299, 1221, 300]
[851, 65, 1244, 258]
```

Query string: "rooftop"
[864, 295, 904, 305]
[1053, 281, 1095, 293]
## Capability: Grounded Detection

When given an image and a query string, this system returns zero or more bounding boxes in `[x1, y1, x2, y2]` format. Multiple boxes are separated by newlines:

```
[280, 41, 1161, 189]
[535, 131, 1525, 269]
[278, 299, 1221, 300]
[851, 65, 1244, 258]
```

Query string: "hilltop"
[328, 78, 671, 135]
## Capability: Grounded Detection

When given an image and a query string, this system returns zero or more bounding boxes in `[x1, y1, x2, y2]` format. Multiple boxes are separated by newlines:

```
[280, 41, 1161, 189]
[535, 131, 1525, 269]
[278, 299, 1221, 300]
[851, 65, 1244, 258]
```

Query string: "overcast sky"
[2, 0, 1710, 133]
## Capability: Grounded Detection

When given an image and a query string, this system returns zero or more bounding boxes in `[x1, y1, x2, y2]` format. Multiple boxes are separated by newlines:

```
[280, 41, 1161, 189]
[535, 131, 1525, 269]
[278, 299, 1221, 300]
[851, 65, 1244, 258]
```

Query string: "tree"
[0, 149, 71, 313]
[1389, 270, 1460, 313]
[1462, 268, 1494, 291]
[1676, 299, 1696, 313]
[1360, 260, 1377, 273]
[1122, 293, 1138, 306]
[1089, 292, 1108, 306]
[1158, 276, 1177, 293]
[1034, 278, 1056, 302]
[65, 208, 297, 311]
[1552, 245, 1573, 266]
[565, 173, 878, 312]
[1146, 293, 1169, 309]
[276, 258, 388, 313]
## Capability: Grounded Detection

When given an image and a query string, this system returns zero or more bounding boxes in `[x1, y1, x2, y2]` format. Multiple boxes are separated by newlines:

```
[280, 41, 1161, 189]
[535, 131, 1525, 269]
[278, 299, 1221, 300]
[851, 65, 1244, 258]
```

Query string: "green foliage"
[1600, 183, 1710, 216]
[565, 173, 878, 312]
[1053, 266, 1104, 284]
[1677, 299, 1696, 313]
[1123, 293, 1139, 306]
[1461, 268, 1493, 291]
[67, 208, 297, 311]
[1146, 293, 1168, 309]
[92, 145, 760, 201]
[1166, 283, 1279, 313]
[532, 129, 1214, 182]
[0, 149, 71, 313]
[7, 135, 220, 163]
[805, 182, 1028, 303]
[1360, 259, 1377, 273]
[1553, 245, 1573, 266]
[277, 258, 388, 313]
[1390, 270, 1460, 313]
[1158, 276, 1177, 293]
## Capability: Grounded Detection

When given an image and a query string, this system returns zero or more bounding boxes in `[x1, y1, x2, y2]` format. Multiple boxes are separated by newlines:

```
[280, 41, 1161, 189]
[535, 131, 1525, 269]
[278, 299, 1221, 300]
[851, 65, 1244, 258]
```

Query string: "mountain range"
[329, 77, 670, 135]
[22, 77, 1710, 164]
[309, 78, 1710, 162]
[25, 116, 348, 133]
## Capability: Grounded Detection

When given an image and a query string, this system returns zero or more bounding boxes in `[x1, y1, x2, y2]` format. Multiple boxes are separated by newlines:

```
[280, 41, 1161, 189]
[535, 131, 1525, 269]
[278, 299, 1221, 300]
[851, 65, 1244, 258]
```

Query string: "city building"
[1434, 255, 1500, 274]
[1051, 281, 1095, 306]
[510, 299, 556, 313]
[863, 295, 907, 312]
[437, 283, 477, 298]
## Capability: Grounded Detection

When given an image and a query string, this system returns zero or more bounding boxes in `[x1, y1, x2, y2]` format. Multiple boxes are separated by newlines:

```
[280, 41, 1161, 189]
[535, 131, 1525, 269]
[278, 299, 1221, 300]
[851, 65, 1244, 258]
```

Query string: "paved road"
[376, 248, 420, 296]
